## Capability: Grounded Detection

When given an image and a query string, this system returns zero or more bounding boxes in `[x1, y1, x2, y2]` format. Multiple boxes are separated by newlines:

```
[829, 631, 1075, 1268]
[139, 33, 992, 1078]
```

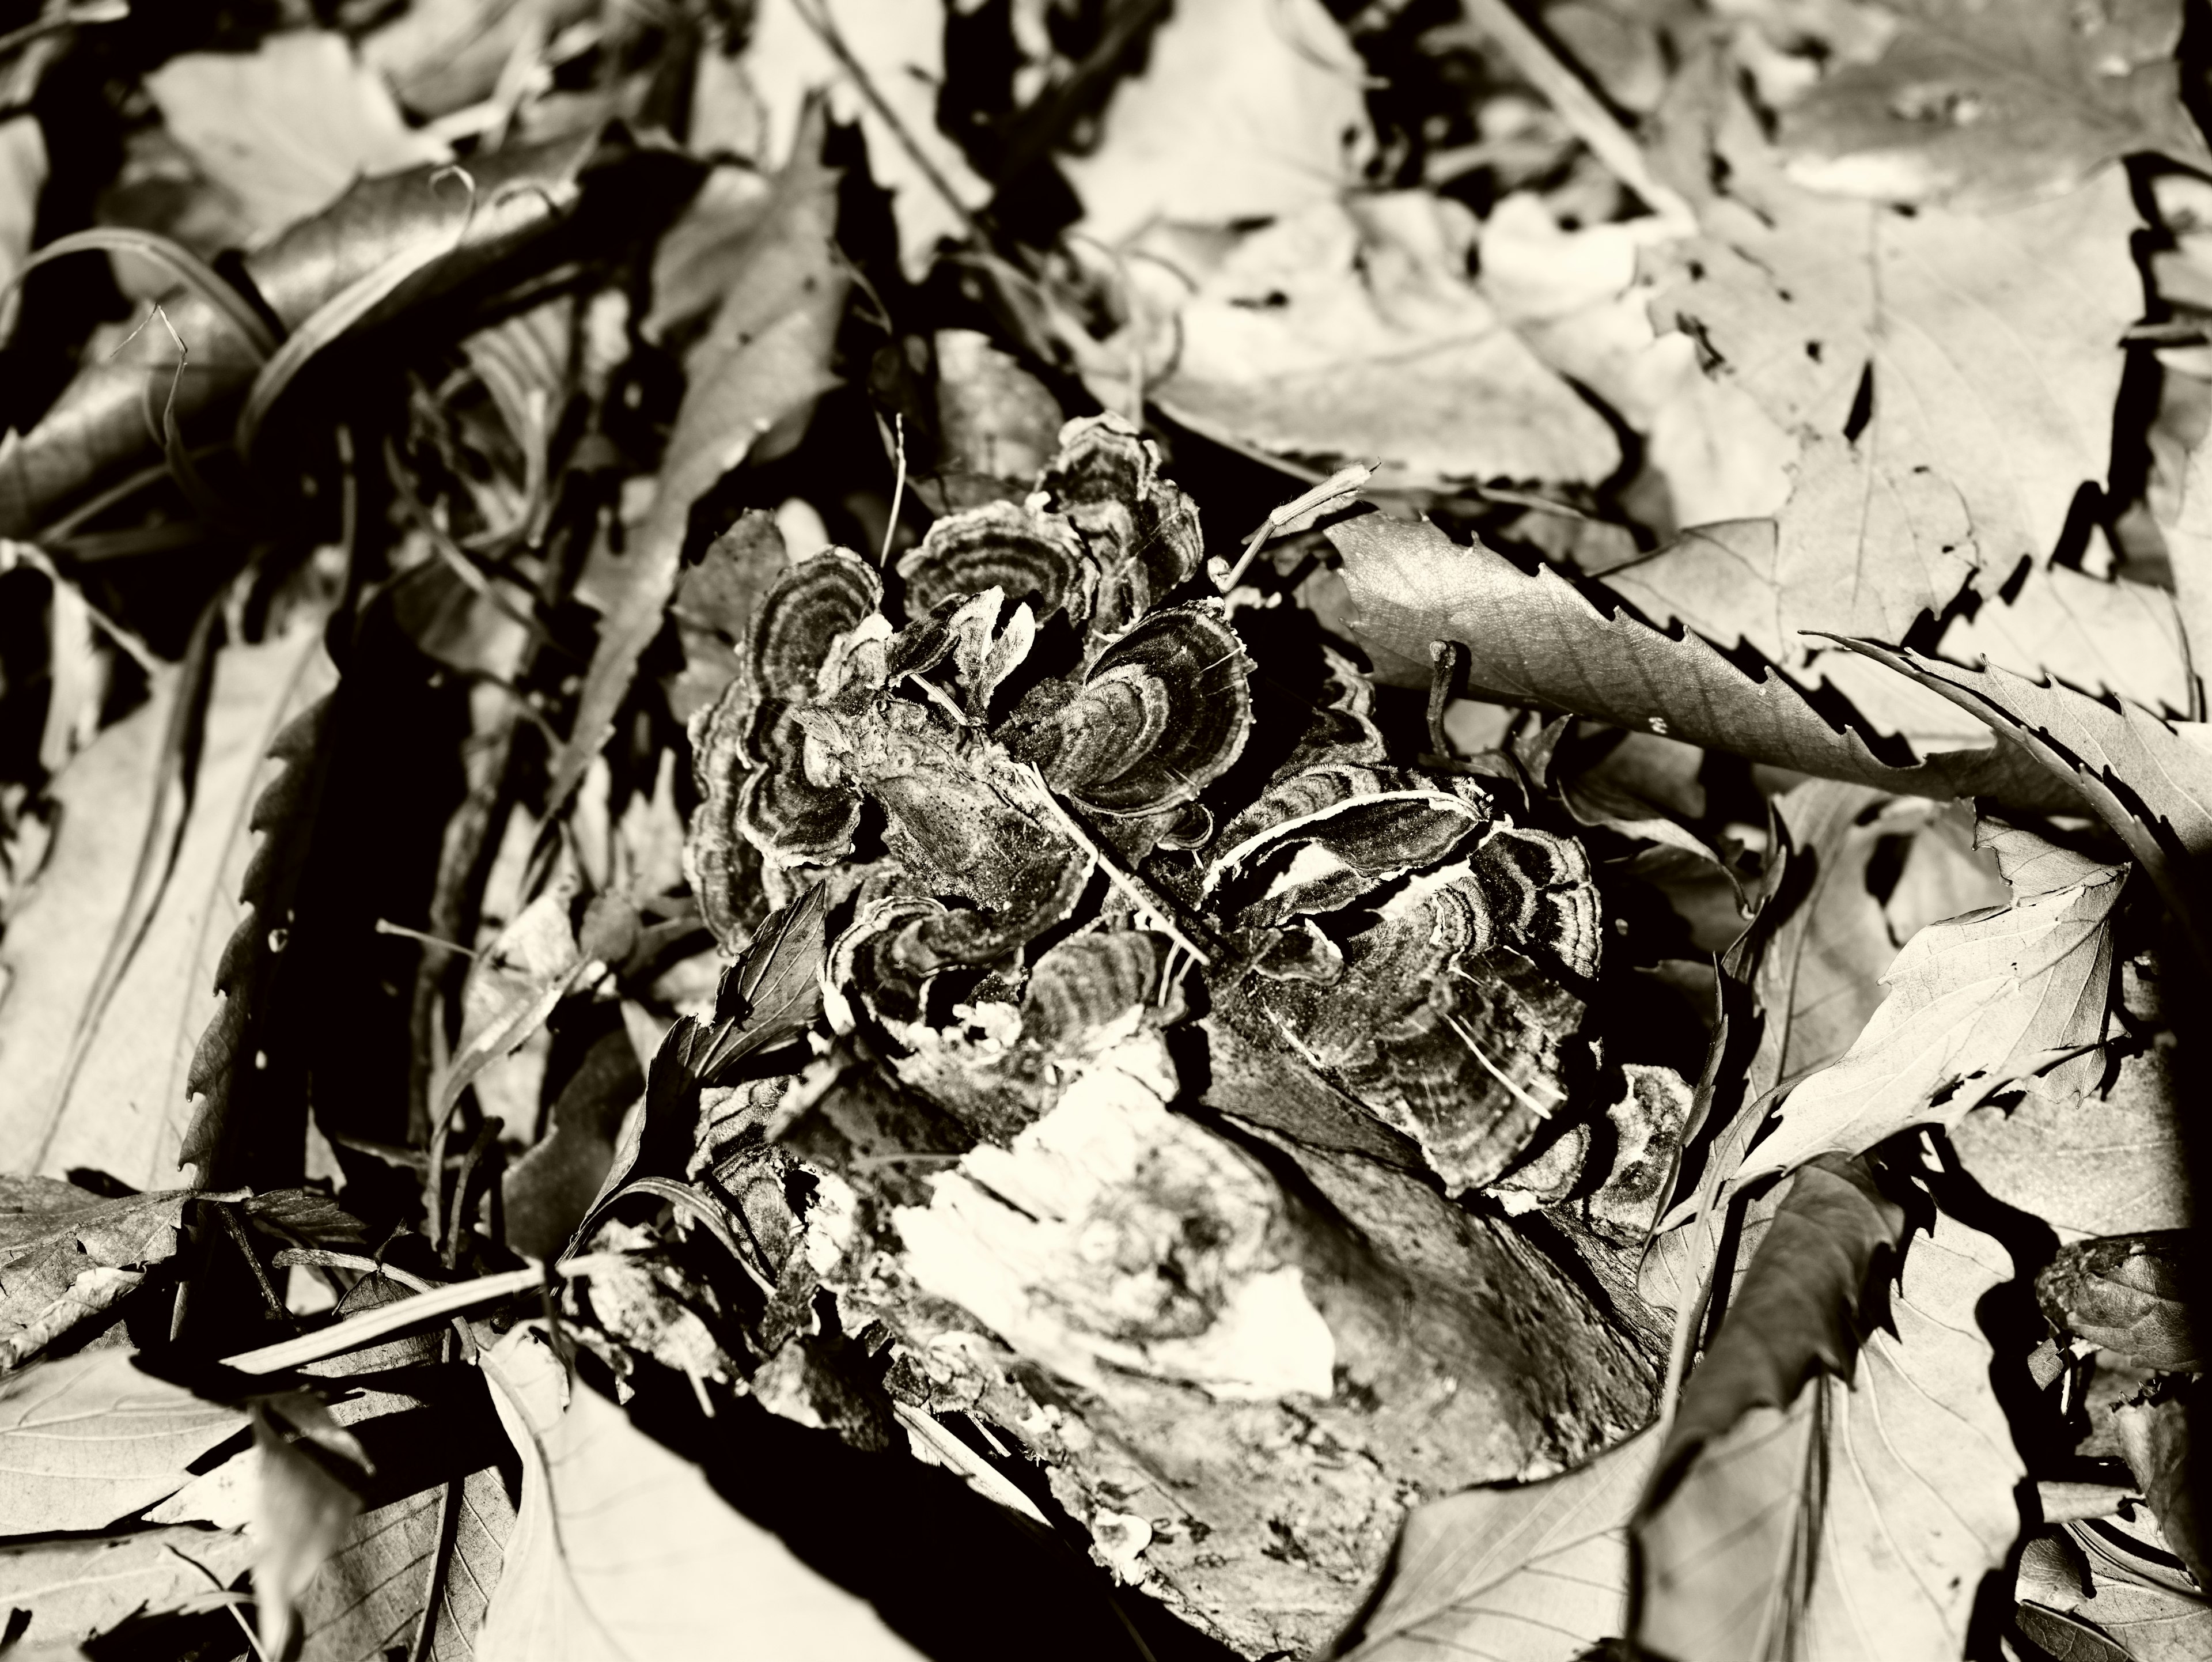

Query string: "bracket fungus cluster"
[646, 418, 1663, 1654]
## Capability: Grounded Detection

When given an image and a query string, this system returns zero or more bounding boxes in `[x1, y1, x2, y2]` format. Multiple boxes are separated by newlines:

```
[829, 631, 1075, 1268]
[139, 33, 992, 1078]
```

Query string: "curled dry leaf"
[2038, 1234, 2199, 1373]
[0, 126, 697, 539]
[0, 1180, 188, 1371]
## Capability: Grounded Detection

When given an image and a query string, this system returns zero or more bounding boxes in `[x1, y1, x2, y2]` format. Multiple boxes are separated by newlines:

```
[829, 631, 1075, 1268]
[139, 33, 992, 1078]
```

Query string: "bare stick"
[880, 412, 907, 566]
[1213, 461, 1376, 592]
[1457, 0, 1694, 231]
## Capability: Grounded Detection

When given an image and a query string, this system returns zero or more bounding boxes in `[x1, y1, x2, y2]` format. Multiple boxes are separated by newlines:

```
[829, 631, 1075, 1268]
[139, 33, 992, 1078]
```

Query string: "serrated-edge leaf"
[1327, 514, 2080, 813]
[1821, 636, 2212, 944]
[181, 695, 332, 1173]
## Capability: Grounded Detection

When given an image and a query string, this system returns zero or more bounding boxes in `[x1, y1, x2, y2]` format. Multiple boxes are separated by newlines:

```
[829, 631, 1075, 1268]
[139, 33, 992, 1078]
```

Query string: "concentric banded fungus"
[688, 416, 1255, 972]
[1204, 671, 1603, 1195]
[1037, 415, 1206, 638]
[1006, 605, 1252, 816]
[896, 498, 1090, 624]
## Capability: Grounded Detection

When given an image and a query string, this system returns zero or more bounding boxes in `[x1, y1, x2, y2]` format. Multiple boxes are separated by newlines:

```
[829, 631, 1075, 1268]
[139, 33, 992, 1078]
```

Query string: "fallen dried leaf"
[0, 1348, 245, 1532]
[1736, 824, 2121, 1188]
[1778, 0, 2206, 207]
[1636, 1210, 2022, 1661]
[474, 1324, 927, 1660]
[1338, 1426, 1655, 1660]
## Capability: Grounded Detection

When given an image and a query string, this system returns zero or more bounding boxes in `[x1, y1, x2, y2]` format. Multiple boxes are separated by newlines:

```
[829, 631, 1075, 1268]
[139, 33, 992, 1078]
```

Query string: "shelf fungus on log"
[663, 419, 1659, 1659]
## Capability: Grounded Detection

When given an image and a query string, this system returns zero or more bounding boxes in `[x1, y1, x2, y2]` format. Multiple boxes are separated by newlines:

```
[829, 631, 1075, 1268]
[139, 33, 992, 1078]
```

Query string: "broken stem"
[1213, 460, 1376, 592]
[1455, 0, 1694, 232]
[1020, 763, 1213, 966]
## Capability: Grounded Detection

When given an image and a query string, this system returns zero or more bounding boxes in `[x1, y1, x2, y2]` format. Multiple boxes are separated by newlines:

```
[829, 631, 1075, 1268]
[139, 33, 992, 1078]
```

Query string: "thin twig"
[1455, 0, 1694, 231]
[1018, 763, 1213, 966]
[790, 0, 987, 248]
[221, 1254, 637, 1375]
[880, 412, 907, 566]
[214, 1202, 293, 1328]
[1214, 461, 1376, 592]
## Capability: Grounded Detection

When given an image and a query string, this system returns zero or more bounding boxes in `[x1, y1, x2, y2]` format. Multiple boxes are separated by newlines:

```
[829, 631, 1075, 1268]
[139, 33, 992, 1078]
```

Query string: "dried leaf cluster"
[0, 2, 2205, 1660]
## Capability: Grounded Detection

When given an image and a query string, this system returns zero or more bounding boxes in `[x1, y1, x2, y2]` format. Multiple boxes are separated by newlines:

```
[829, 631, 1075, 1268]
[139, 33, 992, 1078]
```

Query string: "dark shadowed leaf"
[1654, 1156, 1906, 1475]
[0, 1348, 245, 1531]
[1635, 1213, 2021, 1661]
[179, 691, 332, 1180]
[2115, 1388, 2206, 1587]
[552, 103, 846, 809]
[1326, 512, 2077, 813]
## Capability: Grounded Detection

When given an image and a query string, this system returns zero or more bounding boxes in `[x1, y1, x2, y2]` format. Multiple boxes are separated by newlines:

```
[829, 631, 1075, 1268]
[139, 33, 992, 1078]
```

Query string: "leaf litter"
[0, 2, 2204, 1660]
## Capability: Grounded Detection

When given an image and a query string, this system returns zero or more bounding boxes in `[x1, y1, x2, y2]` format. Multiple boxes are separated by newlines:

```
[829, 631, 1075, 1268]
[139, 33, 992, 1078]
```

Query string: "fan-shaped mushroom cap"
[748, 549, 882, 702]
[897, 499, 1092, 626]
[1037, 415, 1205, 638]
[1206, 775, 1493, 926]
[1007, 604, 1253, 816]
[1021, 930, 1177, 1054]
[736, 698, 865, 866]
[1232, 857, 1589, 1194]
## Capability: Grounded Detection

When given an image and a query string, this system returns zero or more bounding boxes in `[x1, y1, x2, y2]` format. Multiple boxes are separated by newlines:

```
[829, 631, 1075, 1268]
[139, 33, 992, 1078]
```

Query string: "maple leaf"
[1642, 99, 2141, 660]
